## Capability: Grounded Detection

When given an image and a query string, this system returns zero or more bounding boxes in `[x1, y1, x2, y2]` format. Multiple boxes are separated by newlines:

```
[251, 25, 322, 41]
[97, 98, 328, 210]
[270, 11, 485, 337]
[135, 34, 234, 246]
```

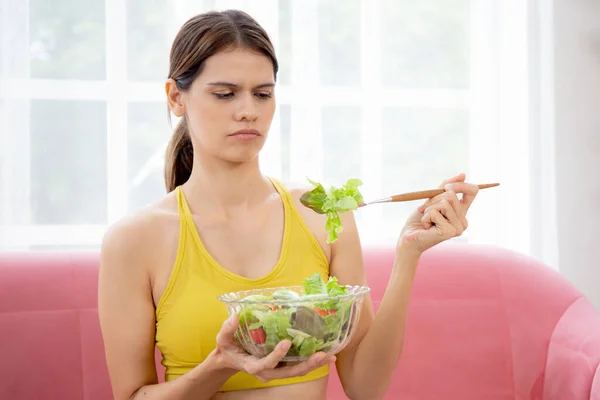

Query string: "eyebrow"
[206, 81, 275, 89]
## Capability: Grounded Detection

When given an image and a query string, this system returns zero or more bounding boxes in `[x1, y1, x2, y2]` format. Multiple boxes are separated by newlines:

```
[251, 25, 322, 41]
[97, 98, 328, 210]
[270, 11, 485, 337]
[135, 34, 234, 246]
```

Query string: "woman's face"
[168, 47, 276, 164]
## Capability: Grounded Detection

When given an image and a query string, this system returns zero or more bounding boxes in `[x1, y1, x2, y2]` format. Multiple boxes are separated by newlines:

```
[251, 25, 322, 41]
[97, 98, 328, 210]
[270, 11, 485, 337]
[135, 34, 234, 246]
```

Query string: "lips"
[230, 129, 261, 137]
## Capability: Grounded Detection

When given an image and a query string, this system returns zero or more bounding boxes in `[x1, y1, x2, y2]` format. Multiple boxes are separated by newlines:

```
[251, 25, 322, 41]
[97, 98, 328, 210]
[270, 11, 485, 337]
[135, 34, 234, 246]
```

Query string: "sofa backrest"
[341, 243, 599, 400]
[1, 243, 599, 400]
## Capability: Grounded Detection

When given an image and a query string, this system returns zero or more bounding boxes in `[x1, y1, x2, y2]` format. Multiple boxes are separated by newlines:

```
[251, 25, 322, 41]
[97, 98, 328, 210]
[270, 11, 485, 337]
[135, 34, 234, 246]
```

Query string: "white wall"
[553, 0, 600, 307]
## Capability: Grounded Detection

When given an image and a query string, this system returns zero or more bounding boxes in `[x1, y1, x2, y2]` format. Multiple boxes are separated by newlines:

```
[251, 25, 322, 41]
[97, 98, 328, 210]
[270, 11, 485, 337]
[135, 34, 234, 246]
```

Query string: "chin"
[211, 137, 267, 164]
[220, 149, 262, 164]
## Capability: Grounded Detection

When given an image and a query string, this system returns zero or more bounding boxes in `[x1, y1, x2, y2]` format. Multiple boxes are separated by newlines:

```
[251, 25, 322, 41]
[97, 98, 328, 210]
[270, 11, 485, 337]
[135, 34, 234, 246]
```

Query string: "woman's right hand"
[213, 313, 335, 383]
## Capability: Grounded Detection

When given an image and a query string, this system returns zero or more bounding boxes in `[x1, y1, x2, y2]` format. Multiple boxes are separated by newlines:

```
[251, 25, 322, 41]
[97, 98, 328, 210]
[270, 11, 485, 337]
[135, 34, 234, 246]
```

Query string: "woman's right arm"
[98, 216, 237, 400]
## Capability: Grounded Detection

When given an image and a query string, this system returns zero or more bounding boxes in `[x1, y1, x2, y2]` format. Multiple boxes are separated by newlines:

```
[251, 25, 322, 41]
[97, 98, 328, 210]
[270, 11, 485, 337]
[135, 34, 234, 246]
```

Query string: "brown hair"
[164, 10, 279, 192]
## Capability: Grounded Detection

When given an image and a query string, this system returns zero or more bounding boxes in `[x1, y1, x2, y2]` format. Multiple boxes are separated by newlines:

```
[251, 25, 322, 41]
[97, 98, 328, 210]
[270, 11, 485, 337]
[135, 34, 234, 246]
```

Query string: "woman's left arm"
[328, 211, 419, 400]
[331, 174, 480, 400]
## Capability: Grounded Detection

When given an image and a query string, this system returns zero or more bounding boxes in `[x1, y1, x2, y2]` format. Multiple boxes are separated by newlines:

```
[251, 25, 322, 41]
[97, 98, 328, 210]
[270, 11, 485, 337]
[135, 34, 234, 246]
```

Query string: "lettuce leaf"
[300, 178, 364, 243]
[236, 273, 354, 357]
[299, 179, 328, 214]
[303, 273, 348, 296]
[298, 337, 321, 356]
[252, 309, 293, 347]
[325, 276, 348, 296]
[272, 289, 300, 300]
[302, 273, 350, 311]
[303, 272, 328, 295]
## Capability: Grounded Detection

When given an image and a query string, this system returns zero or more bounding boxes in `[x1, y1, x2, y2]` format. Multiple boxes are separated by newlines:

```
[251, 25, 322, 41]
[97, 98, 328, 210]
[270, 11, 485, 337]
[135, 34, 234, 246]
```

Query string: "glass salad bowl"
[217, 273, 371, 362]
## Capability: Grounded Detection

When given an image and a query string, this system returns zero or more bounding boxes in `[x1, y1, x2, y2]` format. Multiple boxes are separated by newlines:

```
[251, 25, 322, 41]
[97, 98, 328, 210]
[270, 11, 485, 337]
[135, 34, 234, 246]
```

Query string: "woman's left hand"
[397, 173, 480, 257]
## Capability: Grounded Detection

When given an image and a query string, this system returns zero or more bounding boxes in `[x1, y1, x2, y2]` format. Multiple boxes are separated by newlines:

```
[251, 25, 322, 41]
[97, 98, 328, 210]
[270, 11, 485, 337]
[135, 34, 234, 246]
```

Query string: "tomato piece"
[314, 308, 328, 316]
[249, 327, 266, 344]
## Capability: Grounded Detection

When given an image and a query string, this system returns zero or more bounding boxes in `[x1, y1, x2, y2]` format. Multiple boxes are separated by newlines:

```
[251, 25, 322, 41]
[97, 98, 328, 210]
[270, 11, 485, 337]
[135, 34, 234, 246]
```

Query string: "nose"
[234, 93, 259, 122]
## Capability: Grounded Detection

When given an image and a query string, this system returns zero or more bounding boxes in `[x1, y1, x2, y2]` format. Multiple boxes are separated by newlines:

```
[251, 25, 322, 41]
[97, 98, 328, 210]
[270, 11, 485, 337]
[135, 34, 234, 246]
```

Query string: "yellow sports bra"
[155, 178, 331, 391]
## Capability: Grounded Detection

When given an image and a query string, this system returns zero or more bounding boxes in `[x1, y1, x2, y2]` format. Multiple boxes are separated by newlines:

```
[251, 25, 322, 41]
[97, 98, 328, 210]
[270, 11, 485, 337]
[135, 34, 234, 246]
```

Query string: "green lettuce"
[236, 273, 354, 358]
[252, 308, 293, 347]
[303, 272, 328, 295]
[300, 178, 364, 243]
[325, 276, 348, 296]
[303, 273, 349, 311]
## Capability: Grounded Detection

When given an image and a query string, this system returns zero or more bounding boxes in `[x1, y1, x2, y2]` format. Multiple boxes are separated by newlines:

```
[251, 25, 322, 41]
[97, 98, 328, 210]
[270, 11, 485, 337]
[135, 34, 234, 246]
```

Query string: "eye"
[213, 92, 234, 100]
[255, 92, 273, 100]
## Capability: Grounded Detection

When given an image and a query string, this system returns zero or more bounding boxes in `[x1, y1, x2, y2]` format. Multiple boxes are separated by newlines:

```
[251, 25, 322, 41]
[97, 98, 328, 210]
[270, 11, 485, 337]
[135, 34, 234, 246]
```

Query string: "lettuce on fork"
[300, 178, 364, 243]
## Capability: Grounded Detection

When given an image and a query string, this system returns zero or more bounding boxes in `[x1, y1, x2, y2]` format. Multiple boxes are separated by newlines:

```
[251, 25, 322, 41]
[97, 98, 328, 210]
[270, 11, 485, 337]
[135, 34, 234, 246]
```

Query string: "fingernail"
[444, 184, 453, 191]
[281, 341, 291, 351]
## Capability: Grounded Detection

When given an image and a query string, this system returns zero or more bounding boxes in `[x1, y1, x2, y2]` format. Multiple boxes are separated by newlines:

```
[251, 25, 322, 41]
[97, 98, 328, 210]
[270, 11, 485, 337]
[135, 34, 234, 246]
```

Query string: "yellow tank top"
[155, 178, 331, 391]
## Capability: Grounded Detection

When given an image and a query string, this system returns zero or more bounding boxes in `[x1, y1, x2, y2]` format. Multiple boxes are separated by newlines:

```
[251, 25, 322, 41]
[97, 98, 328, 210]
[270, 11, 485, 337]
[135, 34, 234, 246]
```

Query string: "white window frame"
[0, 0, 531, 252]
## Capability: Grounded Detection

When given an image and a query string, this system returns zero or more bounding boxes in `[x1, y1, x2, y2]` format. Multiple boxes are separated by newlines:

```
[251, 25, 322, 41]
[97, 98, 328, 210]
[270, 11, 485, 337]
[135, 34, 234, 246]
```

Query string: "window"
[0, 0, 530, 253]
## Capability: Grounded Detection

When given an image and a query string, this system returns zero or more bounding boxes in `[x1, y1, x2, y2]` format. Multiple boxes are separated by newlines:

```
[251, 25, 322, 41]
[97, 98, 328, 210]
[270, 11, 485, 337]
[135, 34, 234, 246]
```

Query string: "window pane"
[318, 0, 361, 86]
[30, 100, 107, 224]
[381, 108, 469, 226]
[381, 0, 469, 88]
[30, 0, 106, 80]
[321, 107, 361, 183]
[322, 106, 362, 225]
[277, 0, 292, 85]
[279, 105, 291, 181]
[127, 103, 171, 211]
[126, 0, 169, 81]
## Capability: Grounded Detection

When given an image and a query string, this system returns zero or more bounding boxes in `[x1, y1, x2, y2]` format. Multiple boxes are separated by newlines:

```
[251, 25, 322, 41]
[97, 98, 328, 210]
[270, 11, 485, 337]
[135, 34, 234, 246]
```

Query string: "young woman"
[98, 9, 480, 400]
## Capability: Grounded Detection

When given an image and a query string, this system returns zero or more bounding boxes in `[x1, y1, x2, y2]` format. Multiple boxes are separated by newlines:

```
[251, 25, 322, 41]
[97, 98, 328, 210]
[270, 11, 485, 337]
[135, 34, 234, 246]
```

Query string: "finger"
[422, 209, 456, 238]
[216, 313, 239, 349]
[424, 200, 463, 235]
[424, 200, 456, 226]
[443, 190, 468, 228]
[419, 175, 466, 213]
[418, 184, 459, 214]
[439, 173, 466, 189]
[259, 352, 335, 382]
[429, 209, 457, 238]
[424, 199, 460, 229]
[421, 208, 435, 230]
[251, 340, 292, 372]
[444, 182, 479, 209]
[417, 194, 442, 214]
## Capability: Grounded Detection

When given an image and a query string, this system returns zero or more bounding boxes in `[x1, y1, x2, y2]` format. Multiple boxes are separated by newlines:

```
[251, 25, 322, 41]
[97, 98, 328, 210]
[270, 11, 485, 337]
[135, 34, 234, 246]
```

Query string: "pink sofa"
[1, 243, 599, 399]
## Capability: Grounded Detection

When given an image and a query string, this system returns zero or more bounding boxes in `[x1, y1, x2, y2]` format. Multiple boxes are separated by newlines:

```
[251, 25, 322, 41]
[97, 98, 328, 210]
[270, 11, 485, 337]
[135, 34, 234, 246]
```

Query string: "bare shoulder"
[279, 180, 333, 261]
[100, 192, 180, 279]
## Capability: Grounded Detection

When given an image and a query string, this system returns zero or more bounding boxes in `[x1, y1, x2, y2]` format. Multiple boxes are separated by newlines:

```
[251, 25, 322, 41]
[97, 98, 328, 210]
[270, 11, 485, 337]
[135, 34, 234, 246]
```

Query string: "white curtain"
[548, 0, 600, 308]
[3, 0, 593, 303]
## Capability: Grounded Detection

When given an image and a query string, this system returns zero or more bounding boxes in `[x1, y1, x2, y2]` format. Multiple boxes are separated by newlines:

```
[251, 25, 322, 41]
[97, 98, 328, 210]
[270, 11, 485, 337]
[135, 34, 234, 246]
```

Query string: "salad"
[236, 273, 356, 358]
[300, 178, 364, 243]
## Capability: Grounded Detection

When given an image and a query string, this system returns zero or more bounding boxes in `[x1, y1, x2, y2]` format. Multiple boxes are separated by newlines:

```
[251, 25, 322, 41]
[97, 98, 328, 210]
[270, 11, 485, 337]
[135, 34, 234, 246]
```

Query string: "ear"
[165, 79, 185, 117]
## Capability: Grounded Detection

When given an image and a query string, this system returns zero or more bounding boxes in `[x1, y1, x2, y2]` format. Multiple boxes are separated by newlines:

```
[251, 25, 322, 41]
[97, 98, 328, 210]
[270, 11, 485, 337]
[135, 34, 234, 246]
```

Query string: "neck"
[183, 155, 273, 211]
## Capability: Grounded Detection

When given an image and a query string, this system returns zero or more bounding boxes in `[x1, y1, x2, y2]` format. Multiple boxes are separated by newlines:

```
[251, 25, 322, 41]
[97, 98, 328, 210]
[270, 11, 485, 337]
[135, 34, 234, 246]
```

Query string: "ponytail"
[164, 117, 193, 193]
